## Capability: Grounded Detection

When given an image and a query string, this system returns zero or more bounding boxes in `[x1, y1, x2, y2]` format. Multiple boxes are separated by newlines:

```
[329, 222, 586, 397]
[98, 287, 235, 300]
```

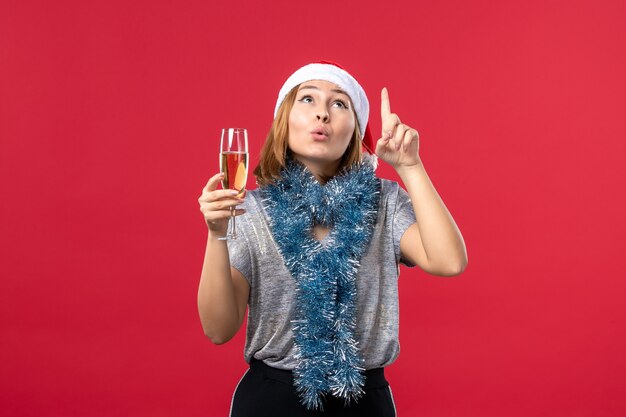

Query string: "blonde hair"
[253, 85, 363, 186]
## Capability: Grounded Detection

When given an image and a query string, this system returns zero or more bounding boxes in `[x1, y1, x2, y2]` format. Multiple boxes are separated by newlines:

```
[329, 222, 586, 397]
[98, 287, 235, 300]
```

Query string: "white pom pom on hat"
[274, 60, 375, 153]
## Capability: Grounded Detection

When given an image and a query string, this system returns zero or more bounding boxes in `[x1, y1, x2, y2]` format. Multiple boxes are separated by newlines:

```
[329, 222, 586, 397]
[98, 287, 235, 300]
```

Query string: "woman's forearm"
[197, 234, 243, 344]
[396, 158, 468, 273]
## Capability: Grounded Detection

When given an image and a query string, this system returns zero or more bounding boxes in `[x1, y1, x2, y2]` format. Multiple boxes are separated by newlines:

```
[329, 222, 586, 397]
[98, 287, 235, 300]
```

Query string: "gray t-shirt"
[227, 178, 416, 370]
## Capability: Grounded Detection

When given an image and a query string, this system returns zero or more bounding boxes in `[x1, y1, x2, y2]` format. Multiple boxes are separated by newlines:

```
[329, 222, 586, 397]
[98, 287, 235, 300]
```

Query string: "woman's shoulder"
[378, 177, 401, 196]
[239, 188, 270, 218]
[376, 177, 413, 212]
[365, 155, 400, 195]
[248, 187, 273, 202]
[241, 188, 263, 207]
[247, 188, 263, 198]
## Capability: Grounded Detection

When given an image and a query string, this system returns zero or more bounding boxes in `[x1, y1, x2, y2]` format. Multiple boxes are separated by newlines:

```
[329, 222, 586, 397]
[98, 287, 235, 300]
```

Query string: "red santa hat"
[274, 61, 375, 153]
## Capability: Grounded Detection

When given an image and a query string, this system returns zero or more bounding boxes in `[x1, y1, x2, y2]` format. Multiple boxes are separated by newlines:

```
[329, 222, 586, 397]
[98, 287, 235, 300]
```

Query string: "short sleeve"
[392, 184, 417, 267]
[226, 219, 253, 286]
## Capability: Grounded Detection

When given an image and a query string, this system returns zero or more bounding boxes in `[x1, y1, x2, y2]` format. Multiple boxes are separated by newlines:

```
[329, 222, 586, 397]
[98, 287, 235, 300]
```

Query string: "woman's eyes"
[298, 95, 349, 109]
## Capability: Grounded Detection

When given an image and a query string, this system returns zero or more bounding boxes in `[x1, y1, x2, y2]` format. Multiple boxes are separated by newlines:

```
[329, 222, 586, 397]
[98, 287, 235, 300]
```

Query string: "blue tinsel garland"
[260, 156, 381, 410]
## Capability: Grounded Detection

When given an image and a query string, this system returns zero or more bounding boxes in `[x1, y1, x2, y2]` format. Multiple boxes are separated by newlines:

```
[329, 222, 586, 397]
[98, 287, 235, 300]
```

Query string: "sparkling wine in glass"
[218, 128, 248, 240]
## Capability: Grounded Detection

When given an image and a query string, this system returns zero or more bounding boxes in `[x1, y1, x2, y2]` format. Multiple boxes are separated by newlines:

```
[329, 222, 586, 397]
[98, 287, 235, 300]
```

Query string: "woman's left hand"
[375, 88, 421, 168]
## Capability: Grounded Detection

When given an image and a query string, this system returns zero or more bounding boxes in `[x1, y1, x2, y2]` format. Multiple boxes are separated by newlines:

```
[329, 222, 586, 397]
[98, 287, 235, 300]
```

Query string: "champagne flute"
[218, 128, 249, 240]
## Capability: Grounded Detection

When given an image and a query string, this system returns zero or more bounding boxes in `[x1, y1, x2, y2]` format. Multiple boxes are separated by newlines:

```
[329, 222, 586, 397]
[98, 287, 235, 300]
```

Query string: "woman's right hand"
[198, 173, 246, 237]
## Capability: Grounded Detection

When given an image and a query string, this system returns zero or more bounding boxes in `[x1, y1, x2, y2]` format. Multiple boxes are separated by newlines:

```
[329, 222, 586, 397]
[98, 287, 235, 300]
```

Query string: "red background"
[2, 0, 625, 416]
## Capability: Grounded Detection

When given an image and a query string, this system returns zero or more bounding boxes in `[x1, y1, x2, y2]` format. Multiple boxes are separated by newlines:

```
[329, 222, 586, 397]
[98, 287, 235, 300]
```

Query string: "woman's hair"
[253, 84, 363, 186]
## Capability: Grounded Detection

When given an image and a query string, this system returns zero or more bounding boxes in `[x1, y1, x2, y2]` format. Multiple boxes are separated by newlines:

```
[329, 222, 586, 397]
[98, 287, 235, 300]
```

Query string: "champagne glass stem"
[230, 207, 236, 239]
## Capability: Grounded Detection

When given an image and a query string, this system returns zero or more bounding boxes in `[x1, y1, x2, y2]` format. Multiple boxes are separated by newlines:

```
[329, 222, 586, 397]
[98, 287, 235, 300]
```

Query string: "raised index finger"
[381, 87, 391, 120]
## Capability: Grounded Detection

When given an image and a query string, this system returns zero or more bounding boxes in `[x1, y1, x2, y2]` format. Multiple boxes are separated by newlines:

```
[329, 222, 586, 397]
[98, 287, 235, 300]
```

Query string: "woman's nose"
[316, 111, 329, 123]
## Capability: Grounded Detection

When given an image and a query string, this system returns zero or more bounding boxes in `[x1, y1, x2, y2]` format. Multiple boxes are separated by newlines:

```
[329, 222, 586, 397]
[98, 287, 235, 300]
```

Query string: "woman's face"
[287, 80, 356, 167]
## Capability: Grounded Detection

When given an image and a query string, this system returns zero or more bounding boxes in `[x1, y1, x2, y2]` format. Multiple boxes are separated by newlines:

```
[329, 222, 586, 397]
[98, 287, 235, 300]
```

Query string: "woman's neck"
[292, 155, 341, 184]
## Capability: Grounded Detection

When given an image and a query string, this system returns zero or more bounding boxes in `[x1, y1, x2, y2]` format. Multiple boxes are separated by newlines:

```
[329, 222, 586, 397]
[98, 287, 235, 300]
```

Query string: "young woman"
[197, 62, 468, 417]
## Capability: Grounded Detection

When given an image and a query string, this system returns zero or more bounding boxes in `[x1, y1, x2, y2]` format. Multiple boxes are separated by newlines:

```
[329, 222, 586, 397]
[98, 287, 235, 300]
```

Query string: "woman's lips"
[311, 133, 328, 141]
[310, 127, 329, 141]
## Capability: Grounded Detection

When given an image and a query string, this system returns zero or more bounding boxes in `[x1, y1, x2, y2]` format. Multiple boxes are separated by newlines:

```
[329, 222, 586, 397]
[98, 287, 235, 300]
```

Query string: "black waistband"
[249, 358, 389, 389]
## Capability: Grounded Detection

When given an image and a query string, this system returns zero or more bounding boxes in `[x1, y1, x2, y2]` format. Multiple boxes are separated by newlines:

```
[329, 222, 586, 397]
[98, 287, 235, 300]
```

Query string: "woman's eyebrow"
[299, 85, 350, 98]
